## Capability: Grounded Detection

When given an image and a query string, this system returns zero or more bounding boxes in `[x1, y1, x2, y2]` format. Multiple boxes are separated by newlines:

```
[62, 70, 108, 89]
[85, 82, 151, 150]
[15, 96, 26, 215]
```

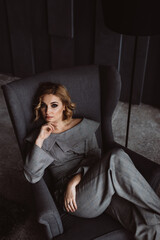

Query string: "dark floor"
[112, 102, 160, 163]
[0, 74, 160, 239]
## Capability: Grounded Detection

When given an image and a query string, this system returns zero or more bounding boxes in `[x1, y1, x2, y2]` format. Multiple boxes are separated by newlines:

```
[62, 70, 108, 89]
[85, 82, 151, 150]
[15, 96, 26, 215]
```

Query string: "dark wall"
[0, 0, 160, 108]
[94, 1, 160, 108]
[47, 0, 96, 69]
[0, 0, 12, 73]
[0, 0, 96, 77]
[1, 0, 50, 76]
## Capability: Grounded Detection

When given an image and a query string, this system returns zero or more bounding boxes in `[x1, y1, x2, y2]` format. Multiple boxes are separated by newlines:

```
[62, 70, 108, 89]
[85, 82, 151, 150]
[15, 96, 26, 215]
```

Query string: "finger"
[72, 199, 77, 211]
[67, 203, 73, 212]
[68, 201, 75, 212]
[43, 124, 52, 132]
[69, 199, 77, 212]
[47, 123, 55, 132]
[50, 123, 56, 128]
[45, 124, 54, 133]
[46, 127, 52, 132]
[64, 199, 70, 212]
[65, 199, 75, 212]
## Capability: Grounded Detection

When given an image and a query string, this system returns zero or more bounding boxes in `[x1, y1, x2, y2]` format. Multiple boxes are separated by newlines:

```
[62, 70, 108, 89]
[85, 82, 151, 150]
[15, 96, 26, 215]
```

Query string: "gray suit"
[24, 118, 160, 240]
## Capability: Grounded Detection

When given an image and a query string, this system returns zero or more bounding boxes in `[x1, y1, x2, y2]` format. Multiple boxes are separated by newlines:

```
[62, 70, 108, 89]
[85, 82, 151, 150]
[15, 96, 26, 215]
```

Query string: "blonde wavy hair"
[34, 82, 76, 121]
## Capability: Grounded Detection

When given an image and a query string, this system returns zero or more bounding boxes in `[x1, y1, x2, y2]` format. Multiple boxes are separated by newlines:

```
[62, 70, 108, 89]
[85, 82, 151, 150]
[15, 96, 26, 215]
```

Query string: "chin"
[45, 118, 54, 123]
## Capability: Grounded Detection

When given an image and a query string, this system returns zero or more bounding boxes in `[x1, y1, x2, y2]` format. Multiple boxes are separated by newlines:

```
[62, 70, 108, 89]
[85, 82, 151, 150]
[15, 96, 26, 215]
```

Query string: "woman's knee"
[109, 148, 133, 166]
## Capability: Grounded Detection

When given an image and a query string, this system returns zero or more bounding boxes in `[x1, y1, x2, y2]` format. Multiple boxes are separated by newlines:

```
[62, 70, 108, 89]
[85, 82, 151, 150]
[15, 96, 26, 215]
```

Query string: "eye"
[51, 103, 58, 108]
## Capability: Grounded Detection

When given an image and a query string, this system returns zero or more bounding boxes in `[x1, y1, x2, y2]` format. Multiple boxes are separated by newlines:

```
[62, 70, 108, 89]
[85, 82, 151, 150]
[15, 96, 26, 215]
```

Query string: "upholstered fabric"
[2, 65, 160, 240]
[55, 213, 134, 240]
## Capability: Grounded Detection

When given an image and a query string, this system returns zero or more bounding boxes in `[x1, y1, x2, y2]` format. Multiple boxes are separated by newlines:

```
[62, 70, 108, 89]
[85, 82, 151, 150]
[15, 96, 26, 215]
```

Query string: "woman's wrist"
[35, 137, 44, 148]
[69, 173, 82, 188]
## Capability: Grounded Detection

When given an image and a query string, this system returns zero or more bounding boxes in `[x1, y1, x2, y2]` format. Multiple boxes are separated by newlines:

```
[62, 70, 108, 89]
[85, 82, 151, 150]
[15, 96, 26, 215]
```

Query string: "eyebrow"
[41, 101, 59, 104]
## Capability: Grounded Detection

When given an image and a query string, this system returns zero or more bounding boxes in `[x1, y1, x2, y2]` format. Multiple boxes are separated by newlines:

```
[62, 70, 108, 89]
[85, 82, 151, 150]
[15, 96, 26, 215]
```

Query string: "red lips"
[45, 115, 53, 119]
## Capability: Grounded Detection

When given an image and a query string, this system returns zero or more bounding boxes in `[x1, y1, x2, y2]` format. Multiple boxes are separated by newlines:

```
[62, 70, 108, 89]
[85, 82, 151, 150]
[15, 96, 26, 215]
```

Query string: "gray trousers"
[71, 148, 160, 240]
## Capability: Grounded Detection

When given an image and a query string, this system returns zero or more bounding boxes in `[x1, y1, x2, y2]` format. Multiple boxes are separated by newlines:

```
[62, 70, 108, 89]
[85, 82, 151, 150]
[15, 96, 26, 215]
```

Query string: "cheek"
[52, 108, 58, 113]
[57, 108, 64, 115]
[55, 107, 64, 115]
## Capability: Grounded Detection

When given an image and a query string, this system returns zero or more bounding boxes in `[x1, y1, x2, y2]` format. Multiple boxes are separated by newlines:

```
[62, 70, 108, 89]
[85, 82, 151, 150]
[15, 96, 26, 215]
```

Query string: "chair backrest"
[2, 65, 121, 160]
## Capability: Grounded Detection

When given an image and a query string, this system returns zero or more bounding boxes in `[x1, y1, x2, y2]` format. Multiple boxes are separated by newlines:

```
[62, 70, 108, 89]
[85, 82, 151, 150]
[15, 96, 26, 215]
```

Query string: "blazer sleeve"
[24, 142, 55, 184]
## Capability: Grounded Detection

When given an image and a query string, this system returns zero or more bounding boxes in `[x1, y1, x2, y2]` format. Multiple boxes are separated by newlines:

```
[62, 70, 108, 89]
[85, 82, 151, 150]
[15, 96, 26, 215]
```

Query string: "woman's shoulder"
[82, 118, 100, 132]
[84, 117, 100, 126]
[67, 117, 100, 134]
[69, 118, 100, 139]
[69, 118, 82, 129]
[59, 118, 100, 149]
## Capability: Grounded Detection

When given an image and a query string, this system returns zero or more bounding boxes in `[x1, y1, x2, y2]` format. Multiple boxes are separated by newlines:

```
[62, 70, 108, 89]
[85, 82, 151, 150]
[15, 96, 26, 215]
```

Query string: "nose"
[45, 106, 51, 114]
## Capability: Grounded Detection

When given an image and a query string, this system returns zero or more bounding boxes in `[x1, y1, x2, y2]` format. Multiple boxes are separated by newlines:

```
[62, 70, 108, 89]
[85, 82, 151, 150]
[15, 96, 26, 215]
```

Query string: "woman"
[24, 82, 160, 240]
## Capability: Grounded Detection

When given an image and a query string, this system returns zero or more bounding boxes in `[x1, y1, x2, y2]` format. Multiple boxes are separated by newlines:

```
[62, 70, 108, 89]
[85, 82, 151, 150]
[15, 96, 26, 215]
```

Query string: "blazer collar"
[25, 118, 100, 152]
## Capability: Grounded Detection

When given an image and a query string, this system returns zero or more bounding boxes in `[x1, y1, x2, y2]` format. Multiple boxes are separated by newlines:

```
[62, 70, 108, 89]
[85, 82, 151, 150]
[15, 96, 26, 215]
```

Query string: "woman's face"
[40, 94, 65, 123]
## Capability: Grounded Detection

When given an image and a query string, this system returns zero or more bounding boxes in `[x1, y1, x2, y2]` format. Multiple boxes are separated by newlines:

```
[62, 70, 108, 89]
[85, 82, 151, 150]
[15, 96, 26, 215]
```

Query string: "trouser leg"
[106, 148, 160, 239]
[71, 147, 160, 237]
[70, 151, 116, 218]
[108, 148, 160, 224]
[106, 194, 160, 240]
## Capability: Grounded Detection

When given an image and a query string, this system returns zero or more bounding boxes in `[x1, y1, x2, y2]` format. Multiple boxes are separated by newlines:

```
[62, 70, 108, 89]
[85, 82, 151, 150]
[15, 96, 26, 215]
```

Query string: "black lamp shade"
[101, 0, 160, 36]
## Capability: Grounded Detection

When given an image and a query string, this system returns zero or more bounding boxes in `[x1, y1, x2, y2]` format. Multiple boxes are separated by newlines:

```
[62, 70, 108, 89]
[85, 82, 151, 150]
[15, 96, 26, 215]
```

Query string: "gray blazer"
[24, 118, 101, 187]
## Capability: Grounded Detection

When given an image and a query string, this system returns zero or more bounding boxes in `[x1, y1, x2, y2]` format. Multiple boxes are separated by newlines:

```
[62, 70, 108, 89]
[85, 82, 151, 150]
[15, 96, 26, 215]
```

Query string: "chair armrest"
[31, 178, 63, 239]
[112, 142, 160, 191]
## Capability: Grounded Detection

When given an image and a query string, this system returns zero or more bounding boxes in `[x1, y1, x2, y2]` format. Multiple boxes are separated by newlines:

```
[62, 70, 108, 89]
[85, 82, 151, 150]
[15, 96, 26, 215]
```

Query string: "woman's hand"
[64, 173, 82, 212]
[35, 123, 55, 148]
[64, 184, 77, 212]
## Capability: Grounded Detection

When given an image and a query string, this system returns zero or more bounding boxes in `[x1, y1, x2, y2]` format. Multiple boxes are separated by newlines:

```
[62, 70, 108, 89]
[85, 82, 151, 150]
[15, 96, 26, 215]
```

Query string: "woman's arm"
[64, 173, 82, 212]
[35, 123, 55, 148]
[64, 132, 100, 212]
[24, 123, 55, 183]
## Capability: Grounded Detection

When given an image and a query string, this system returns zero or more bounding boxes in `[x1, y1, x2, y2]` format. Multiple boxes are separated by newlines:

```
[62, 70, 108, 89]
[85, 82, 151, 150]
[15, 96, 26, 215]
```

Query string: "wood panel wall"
[0, 0, 159, 107]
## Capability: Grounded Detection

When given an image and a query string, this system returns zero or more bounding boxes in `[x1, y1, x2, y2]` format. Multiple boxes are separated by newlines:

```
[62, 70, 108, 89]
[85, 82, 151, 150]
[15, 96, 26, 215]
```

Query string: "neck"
[51, 118, 72, 132]
[53, 120, 64, 130]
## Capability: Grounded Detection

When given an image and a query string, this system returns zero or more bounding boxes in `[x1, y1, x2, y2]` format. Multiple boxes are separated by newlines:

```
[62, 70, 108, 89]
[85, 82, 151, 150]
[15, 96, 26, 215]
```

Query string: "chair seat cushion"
[54, 212, 133, 240]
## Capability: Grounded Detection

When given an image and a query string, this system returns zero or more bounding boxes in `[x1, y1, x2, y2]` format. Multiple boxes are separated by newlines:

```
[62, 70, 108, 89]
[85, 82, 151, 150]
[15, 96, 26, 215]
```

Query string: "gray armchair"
[2, 65, 160, 240]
